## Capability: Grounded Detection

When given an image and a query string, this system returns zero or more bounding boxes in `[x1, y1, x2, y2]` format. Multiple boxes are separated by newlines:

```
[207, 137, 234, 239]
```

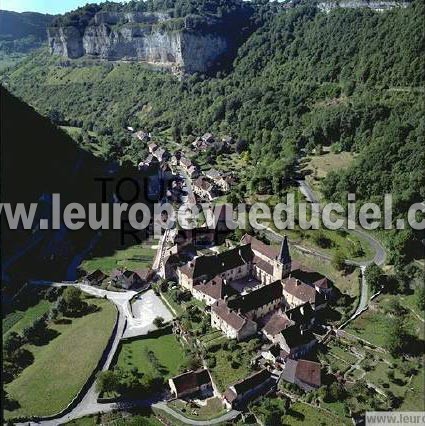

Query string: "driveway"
[124, 289, 174, 338]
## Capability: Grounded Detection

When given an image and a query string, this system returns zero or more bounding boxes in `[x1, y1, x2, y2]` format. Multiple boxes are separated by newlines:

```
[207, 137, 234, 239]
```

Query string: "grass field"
[339, 292, 425, 413]
[210, 348, 252, 392]
[65, 412, 162, 425]
[345, 309, 391, 347]
[3, 299, 52, 337]
[80, 243, 156, 275]
[168, 397, 226, 421]
[290, 248, 361, 310]
[401, 365, 425, 411]
[5, 299, 116, 420]
[282, 402, 349, 425]
[115, 333, 186, 380]
[346, 293, 424, 347]
[209, 339, 261, 392]
[303, 151, 355, 199]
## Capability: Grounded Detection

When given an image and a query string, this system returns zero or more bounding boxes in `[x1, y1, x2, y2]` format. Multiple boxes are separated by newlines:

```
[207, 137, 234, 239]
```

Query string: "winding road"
[266, 178, 387, 321]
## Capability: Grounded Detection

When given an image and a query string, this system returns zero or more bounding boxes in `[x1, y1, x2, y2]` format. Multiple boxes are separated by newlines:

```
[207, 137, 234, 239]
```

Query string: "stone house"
[279, 359, 321, 391]
[282, 277, 326, 310]
[227, 280, 284, 321]
[273, 325, 317, 359]
[83, 269, 107, 286]
[241, 234, 292, 284]
[192, 176, 218, 201]
[224, 369, 274, 409]
[211, 300, 257, 340]
[177, 243, 254, 291]
[192, 276, 226, 306]
[169, 369, 213, 399]
[111, 269, 144, 290]
[148, 142, 158, 153]
[187, 165, 200, 179]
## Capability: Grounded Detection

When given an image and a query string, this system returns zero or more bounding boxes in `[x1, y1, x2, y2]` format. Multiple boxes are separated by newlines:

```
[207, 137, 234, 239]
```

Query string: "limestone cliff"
[47, 11, 233, 73]
[318, 0, 410, 12]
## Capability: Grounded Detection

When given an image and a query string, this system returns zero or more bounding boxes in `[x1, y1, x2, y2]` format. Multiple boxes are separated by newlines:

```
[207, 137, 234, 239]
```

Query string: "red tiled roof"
[170, 369, 211, 396]
[280, 325, 316, 349]
[178, 244, 253, 281]
[295, 360, 321, 387]
[241, 234, 279, 260]
[253, 255, 274, 276]
[291, 262, 332, 289]
[193, 276, 224, 300]
[283, 277, 320, 304]
[227, 280, 283, 314]
[313, 277, 332, 289]
[231, 369, 271, 395]
[263, 311, 294, 336]
[224, 388, 238, 403]
[211, 300, 248, 331]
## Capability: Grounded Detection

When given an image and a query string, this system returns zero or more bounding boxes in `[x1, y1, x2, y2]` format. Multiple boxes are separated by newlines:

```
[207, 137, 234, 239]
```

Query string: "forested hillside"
[0, 10, 54, 53]
[0, 88, 152, 288]
[0, 10, 55, 68]
[1, 0, 424, 262]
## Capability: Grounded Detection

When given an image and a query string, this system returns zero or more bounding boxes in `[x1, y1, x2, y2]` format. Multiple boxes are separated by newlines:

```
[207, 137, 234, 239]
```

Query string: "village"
[77, 129, 341, 422]
[4, 127, 422, 426]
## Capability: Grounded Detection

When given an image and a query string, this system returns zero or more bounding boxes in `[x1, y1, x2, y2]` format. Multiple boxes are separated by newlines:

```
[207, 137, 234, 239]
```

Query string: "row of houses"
[178, 154, 237, 200]
[168, 367, 276, 410]
[191, 133, 235, 152]
[83, 268, 154, 290]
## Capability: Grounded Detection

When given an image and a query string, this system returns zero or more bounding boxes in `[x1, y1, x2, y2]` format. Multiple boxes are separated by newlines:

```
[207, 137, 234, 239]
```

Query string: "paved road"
[125, 290, 174, 338]
[295, 178, 386, 267]
[153, 402, 240, 425]
[294, 178, 387, 323]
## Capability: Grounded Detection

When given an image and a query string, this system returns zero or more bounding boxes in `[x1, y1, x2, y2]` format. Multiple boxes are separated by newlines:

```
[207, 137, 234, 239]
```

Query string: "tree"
[153, 316, 165, 328]
[62, 286, 87, 314]
[365, 264, 384, 293]
[385, 319, 407, 357]
[385, 299, 407, 317]
[47, 109, 64, 124]
[236, 138, 248, 154]
[96, 370, 120, 394]
[3, 332, 23, 356]
[332, 251, 345, 271]
[55, 296, 67, 314]
[324, 382, 346, 402]
[160, 280, 169, 292]
[416, 286, 425, 311]
[48, 307, 59, 322]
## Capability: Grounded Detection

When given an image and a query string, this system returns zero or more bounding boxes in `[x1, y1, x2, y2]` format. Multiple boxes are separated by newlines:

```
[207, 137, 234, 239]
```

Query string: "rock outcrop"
[318, 0, 410, 12]
[47, 11, 232, 73]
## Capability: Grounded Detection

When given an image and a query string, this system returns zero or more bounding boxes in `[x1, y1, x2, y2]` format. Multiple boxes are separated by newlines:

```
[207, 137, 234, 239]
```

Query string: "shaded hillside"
[0, 10, 55, 69]
[0, 11, 54, 41]
[0, 10, 54, 53]
[1, 87, 152, 288]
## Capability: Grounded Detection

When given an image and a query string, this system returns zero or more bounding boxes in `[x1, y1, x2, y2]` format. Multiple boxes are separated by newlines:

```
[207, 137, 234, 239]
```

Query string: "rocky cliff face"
[318, 1, 410, 12]
[47, 11, 230, 73]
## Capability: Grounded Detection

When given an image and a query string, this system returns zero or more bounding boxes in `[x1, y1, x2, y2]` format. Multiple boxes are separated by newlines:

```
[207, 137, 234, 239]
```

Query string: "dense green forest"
[1, 0, 424, 262]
